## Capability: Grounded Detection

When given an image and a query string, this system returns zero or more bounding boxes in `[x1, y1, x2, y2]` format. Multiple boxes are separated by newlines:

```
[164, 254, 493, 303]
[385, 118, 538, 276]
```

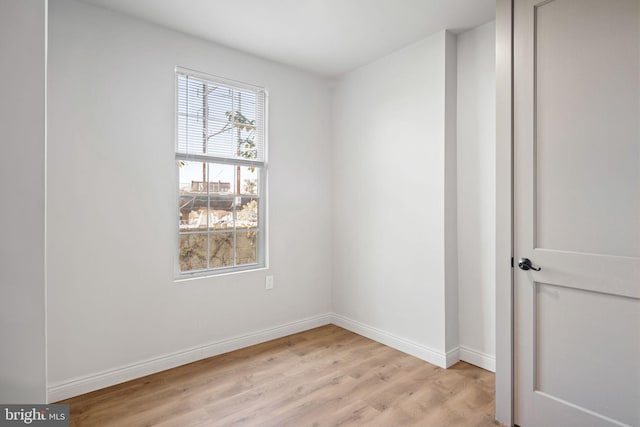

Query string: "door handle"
[518, 258, 541, 271]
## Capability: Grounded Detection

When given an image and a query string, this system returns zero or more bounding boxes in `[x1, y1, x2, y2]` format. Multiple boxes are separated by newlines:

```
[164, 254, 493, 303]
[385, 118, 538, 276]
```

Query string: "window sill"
[174, 265, 268, 283]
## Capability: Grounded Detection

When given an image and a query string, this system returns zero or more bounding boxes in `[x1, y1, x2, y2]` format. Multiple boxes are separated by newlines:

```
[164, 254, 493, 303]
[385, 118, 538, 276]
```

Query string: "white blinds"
[176, 70, 265, 165]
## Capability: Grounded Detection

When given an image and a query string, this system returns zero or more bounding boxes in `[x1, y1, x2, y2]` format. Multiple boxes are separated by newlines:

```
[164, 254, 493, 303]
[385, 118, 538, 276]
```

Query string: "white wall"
[0, 0, 47, 403]
[331, 24, 495, 370]
[331, 31, 459, 366]
[47, 0, 332, 399]
[456, 21, 496, 370]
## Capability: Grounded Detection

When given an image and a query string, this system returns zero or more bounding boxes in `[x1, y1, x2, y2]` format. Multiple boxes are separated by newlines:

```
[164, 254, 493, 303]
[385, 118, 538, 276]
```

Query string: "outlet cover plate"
[265, 275, 274, 290]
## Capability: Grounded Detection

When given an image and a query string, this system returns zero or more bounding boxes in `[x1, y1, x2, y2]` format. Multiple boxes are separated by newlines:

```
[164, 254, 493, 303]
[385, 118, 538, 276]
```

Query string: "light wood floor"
[60, 325, 499, 426]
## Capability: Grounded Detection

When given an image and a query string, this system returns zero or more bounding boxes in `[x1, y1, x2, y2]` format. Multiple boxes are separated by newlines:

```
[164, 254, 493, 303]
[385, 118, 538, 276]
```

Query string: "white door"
[513, 0, 640, 426]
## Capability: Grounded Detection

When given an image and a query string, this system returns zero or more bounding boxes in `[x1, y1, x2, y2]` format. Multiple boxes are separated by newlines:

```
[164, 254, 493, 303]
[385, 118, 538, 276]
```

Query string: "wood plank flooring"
[59, 325, 499, 426]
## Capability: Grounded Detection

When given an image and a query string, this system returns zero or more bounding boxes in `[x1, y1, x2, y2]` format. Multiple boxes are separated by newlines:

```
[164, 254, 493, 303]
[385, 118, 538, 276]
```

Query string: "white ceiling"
[79, 0, 495, 77]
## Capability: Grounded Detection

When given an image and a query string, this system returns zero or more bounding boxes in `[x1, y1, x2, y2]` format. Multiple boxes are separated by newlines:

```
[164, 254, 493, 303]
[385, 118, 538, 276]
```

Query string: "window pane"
[176, 71, 265, 162]
[208, 163, 235, 194]
[209, 205, 233, 230]
[235, 124, 256, 161]
[237, 197, 258, 229]
[205, 128, 235, 158]
[240, 166, 259, 195]
[207, 162, 235, 230]
[207, 85, 233, 124]
[179, 161, 208, 230]
[179, 233, 207, 271]
[234, 90, 257, 123]
[236, 231, 258, 265]
[209, 233, 233, 268]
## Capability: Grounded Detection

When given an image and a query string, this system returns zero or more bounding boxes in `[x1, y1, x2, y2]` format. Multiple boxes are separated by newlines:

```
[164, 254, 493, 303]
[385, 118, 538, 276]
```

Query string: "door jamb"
[496, 0, 515, 425]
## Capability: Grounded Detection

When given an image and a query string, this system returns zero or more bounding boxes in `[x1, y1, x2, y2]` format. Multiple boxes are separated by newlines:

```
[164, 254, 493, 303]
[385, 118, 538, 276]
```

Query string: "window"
[176, 68, 267, 276]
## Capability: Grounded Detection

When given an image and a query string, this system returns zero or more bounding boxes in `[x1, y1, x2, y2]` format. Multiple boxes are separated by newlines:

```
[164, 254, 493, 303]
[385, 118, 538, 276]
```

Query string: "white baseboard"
[459, 345, 496, 372]
[445, 346, 461, 368]
[48, 313, 495, 403]
[330, 313, 455, 369]
[47, 313, 332, 402]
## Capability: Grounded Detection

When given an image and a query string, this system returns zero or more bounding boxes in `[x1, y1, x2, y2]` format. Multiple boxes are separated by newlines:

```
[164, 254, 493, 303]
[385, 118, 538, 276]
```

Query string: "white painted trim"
[445, 347, 461, 368]
[330, 314, 456, 369]
[47, 313, 332, 402]
[459, 345, 496, 372]
[43, 0, 49, 406]
[495, 0, 515, 425]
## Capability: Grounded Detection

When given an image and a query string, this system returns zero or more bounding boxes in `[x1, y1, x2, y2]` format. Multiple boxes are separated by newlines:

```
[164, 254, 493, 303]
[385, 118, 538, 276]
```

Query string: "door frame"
[495, 0, 514, 425]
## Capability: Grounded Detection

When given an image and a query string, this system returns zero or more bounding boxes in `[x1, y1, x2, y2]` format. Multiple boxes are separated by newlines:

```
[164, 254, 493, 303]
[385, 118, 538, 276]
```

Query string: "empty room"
[1, 0, 638, 426]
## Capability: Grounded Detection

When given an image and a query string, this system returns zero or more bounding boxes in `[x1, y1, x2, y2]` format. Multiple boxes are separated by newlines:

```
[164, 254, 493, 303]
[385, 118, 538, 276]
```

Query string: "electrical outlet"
[265, 275, 274, 290]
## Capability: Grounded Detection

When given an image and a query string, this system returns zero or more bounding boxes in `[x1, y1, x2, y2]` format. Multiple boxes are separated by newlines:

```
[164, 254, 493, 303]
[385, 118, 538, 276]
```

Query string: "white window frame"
[174, 67, 268, 279]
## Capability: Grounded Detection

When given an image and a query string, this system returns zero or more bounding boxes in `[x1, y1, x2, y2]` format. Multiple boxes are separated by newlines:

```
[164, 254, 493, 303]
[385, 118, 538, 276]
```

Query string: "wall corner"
[444, 29, 459, 354]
